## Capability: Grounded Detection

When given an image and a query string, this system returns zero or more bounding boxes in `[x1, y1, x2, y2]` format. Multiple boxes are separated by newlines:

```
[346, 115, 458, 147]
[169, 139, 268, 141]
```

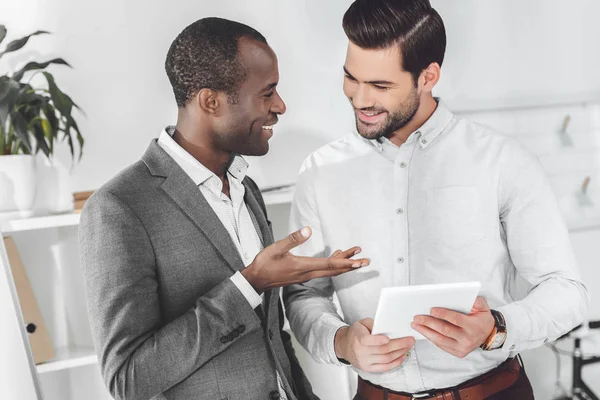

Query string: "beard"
[354, 87, 420, 141]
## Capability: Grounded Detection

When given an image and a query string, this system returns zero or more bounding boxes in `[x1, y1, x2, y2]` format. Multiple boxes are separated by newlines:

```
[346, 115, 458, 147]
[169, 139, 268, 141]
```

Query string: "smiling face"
[343, 41, 421, 140]
[213, 37, 287, 156]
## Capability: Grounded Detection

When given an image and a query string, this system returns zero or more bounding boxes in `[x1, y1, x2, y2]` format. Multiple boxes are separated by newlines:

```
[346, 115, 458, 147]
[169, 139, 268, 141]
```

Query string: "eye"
[264, 91, 275, 98]
[373, 85, 390, 91]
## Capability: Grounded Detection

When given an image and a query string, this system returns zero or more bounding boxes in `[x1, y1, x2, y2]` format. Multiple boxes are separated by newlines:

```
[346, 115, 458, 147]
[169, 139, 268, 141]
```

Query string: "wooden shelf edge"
[36, 347, 98, 374]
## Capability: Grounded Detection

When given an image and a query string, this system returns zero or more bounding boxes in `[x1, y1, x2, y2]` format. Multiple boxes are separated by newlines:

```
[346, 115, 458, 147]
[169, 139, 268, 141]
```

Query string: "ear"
[196, 88, 220, 114]
[419, 62, 441, 93]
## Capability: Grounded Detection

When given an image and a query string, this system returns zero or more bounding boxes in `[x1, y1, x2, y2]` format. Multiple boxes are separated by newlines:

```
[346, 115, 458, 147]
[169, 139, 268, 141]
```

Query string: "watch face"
[490, 332, 507, 350]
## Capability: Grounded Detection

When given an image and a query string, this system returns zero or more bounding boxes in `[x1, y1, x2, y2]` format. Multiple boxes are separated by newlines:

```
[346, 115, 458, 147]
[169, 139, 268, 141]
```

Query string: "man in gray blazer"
[79, 18, 369, 400]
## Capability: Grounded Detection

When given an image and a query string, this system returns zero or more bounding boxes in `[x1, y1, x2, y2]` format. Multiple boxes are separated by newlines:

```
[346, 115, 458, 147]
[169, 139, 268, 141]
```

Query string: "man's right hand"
[241, 226, 369, 293]
[334, 318, 415, 373]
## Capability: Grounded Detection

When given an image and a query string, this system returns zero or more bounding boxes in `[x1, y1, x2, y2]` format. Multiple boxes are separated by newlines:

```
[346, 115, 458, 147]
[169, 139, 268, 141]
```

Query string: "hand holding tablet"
[372, 281, 482, 340]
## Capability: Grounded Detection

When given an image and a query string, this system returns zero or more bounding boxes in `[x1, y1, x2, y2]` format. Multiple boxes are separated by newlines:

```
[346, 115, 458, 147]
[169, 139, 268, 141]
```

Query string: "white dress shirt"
[158, 127, 287, 399]
[284, 100, 589, 392]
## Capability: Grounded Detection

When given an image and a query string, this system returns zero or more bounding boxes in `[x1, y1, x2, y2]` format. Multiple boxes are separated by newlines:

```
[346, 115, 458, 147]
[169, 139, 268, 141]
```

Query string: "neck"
[173, 113, 232, 179]
[387, 95, 438, 147]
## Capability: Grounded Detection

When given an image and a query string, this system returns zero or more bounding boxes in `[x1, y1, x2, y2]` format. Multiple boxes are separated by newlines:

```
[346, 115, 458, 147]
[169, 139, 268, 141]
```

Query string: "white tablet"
[371, 281, 481, 340]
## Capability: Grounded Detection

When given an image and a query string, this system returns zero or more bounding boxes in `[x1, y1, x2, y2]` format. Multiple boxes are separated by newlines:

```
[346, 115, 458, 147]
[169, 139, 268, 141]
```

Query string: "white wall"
[0, 0, 357, 192]
[3, 0, 600, 192]
[2, 1, 600, 399]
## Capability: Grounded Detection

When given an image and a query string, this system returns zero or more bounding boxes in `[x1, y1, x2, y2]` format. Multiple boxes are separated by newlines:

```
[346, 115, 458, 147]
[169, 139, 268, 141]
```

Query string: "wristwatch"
[480, 309, 507, 351]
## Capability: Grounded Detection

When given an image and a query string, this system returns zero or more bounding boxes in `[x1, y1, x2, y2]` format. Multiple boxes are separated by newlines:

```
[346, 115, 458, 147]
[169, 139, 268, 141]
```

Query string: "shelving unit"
[36, 347, 98, 375]
[1, 213, 81, 235]
[0, 211, 109, 400]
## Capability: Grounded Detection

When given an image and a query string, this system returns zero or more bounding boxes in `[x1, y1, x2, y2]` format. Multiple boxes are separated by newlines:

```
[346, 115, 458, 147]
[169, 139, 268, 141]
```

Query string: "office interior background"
[1, 0, 600, 399]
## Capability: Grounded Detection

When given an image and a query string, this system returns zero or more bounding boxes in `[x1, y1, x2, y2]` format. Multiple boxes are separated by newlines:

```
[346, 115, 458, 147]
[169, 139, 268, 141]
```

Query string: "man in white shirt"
[283, 1, 589, 399]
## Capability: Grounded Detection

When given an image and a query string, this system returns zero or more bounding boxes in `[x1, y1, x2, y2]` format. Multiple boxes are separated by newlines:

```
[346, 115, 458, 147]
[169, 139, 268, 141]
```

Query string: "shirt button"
[397, 257, 404, 264]
[405, 351, 411, 359]
[399, 162, 407, 168]
[543, 338, 548, 344]
[269, 390, 281, 400]
[510, 344, 516, 350]
[396, 208, 404, 215]
[421, 138, 427, 144]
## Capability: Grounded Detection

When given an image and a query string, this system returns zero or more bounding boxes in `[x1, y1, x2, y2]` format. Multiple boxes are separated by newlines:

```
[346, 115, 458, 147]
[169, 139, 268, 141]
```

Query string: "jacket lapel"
[142, 140, 245, 273]
[241, 180, 282, 324]
[243, 180, 274, 246]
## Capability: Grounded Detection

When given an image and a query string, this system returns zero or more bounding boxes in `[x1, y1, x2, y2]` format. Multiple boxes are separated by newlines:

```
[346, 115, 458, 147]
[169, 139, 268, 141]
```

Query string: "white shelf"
[36, 347, 98, 374]
[262, 188, 294, 206]
[567, 217, 600, 233]
[447, 91, 600, 114]
[1, 213, 81, 235]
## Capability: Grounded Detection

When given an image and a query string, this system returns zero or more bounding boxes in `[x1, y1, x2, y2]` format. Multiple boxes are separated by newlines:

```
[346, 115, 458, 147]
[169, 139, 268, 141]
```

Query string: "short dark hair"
[165, 17, 268, 108]
[342, 0, 446, 84]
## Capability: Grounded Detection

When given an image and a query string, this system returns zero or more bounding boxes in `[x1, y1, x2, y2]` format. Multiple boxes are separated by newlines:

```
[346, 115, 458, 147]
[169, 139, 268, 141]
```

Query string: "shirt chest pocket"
[425, 186, 487, 250]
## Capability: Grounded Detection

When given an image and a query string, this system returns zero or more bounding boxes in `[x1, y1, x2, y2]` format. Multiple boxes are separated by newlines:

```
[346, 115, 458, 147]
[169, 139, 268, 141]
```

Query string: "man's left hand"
[411, 296, 495, 358]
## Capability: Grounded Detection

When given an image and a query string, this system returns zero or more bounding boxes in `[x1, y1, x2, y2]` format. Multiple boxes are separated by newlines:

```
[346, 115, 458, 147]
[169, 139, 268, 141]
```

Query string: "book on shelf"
[4, 237, 55, 365]
[73, 190, 94, 214]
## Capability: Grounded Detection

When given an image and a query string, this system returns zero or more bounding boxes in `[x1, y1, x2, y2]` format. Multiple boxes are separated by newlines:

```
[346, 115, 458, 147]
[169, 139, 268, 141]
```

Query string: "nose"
[271, 90, 286, 115]
[346, 82, 373, 110]
[352, 85, 375, 110]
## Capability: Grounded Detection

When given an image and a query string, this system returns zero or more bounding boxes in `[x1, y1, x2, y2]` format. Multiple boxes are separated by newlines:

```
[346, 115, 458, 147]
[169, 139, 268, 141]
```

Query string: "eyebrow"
[261, 82, 278, 92]
[343, 66, 396, 86]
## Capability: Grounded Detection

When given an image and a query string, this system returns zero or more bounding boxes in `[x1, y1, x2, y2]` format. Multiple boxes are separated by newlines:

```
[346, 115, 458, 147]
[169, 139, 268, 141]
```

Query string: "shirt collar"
[363, 98, 454, 153]
[157, 126, 249, 187]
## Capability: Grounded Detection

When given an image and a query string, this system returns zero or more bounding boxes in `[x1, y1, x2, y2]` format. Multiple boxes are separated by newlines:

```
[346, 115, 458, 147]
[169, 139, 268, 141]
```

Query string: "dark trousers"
[353, 363, 535, 400]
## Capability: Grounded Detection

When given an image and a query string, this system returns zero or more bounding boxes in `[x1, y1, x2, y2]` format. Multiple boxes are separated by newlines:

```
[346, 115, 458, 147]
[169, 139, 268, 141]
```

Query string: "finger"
[411, 321, 457, 349]
[330, 249, 342, 257]
[308, 267, 355, 281]
[366, 354, 407, 373]
[358, 319, 391, 347]
[273, 226, 312, 254]
[471, 296, 489, 313]
[361, 318, 375, 331]
[413, 315, 462, 340]
[359, 333, 392, 347]
[332, 246, 362, 259]
[297, 255, 370, 272]
[372, 336, 416, 355]
[368, 348, 409, 365]
[429, 307, 465, 327]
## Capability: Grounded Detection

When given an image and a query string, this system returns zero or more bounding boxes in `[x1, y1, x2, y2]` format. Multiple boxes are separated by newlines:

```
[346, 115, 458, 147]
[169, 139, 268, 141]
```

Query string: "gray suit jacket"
[79, 140, 317, 400]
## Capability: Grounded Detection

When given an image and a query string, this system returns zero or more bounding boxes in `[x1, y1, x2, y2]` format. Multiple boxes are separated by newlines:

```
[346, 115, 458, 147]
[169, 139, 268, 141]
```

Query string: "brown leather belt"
[358, 357, 522, 400]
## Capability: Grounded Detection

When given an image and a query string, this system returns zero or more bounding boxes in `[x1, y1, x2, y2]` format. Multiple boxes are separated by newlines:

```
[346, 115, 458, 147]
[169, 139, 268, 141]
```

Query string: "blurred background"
[1, 1, 599, 399]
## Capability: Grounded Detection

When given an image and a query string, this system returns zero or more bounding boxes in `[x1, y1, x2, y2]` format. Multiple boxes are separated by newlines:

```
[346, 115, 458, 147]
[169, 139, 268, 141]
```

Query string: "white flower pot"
[0, 155, 36, 214]
[33, 156, 74, 214]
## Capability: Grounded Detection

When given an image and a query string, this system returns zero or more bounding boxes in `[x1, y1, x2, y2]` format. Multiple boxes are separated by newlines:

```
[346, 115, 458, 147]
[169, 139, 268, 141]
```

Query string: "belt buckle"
[411, 392, 432, 399]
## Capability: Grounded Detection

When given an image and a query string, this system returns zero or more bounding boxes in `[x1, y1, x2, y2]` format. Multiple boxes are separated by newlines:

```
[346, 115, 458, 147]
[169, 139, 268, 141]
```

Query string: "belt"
[357, 357, 522, 400]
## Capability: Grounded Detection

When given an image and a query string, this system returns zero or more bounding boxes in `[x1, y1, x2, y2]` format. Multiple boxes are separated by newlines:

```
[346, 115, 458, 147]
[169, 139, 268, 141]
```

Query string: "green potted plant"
[0, 25, 83, 217]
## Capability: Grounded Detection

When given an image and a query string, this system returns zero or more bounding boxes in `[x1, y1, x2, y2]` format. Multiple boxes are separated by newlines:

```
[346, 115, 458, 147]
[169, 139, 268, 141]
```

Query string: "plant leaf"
[0, 26, 6, 46]
[32, 120, 51, 157]
[42, 72, 69, 114]
[12, 58, 71, 82]
[42, 103, 58, 155]
[0, 120, 5, 154]
[0, 30, 50, 59]
[0, 77, 21, 129]
[9, 112, 33, 153]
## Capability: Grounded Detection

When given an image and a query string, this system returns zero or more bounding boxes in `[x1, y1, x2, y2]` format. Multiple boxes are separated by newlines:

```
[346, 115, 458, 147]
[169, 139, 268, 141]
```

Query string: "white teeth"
[262, 125, 273, 130]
